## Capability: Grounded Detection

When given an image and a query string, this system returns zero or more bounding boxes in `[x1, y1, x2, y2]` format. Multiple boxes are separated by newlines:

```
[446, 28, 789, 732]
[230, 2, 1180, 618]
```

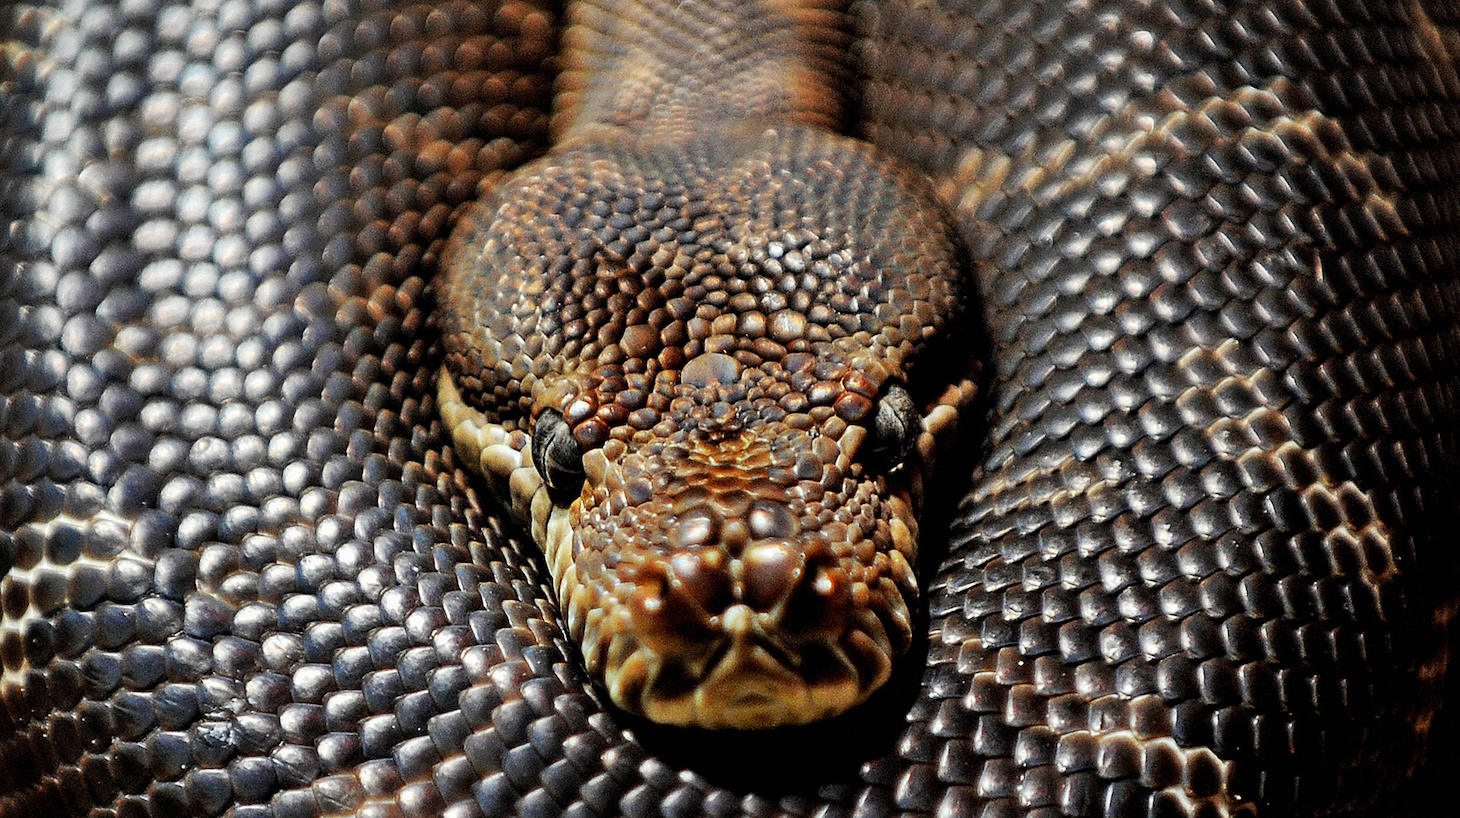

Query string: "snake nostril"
[742, 542, 801, 611]
[668, 550, 733, 615]
[779, 556, 849, 640]
[630, 563, 713, 654]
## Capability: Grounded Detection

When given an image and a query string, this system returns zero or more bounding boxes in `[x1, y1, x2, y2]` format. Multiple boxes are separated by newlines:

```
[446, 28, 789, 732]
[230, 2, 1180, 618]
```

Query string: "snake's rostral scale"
[2, 1, 1459, 817]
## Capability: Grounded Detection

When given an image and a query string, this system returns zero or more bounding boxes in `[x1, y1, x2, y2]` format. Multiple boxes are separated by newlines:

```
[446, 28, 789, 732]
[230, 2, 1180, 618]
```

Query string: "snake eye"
[866, 385, 921, 472]
[532, 409, 585, 497]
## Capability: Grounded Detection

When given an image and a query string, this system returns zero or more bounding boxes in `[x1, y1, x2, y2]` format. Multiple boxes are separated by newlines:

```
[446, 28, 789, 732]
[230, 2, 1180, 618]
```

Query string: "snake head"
[437, 124, 977, 728]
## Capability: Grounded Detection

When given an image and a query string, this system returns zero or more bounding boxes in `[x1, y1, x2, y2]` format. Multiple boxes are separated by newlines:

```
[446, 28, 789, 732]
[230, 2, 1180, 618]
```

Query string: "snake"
[434, 0, 982, 729]
[2, 0, 1459, 814]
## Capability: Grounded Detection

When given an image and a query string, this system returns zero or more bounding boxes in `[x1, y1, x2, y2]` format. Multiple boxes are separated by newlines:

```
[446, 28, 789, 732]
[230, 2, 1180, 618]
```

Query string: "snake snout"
[632, 498, 847, 639]
[609, 490, 874, 728]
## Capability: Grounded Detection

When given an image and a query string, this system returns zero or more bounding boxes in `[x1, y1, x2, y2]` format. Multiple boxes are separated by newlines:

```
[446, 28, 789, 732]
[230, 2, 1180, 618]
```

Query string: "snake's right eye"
[532, 409, 586, 497]
[865, 385, 921, 473]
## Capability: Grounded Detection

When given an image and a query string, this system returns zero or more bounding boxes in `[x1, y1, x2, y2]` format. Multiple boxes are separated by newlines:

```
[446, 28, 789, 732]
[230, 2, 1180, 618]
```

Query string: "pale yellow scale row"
[438, 371, 578, 599]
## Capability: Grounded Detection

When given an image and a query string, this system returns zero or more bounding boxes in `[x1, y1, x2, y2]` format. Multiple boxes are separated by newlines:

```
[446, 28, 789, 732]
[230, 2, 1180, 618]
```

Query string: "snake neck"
[552, 0, 852, 144]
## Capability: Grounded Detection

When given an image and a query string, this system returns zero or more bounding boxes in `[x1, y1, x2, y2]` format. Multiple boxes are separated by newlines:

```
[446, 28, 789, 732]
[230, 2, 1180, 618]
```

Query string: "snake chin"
[597, 604, 886, 729]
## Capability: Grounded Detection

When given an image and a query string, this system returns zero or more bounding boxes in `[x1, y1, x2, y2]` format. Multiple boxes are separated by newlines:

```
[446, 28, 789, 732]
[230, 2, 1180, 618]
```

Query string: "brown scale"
[437, 0, 976, 727]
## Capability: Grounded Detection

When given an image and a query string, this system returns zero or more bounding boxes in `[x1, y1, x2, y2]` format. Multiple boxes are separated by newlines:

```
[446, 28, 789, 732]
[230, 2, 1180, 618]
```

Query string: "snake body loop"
[3, 0, 1460, 816]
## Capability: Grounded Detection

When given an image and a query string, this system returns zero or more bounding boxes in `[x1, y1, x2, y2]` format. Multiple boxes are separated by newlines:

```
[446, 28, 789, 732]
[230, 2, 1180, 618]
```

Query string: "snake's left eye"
[532, 409, 585, 497]
[865, 385, 921, 472]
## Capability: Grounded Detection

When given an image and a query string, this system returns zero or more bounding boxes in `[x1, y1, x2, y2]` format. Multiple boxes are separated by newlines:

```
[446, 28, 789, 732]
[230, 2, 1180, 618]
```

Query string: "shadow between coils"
[615, 614, 931, 794]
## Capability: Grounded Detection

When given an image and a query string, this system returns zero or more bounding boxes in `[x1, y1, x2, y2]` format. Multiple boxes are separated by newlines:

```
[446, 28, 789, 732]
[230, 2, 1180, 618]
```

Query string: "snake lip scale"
[3, 0, 1460, 815]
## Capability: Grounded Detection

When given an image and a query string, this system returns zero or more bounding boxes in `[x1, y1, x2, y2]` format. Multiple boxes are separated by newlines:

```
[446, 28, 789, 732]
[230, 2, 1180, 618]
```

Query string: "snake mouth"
[601, 603, 878, 729]
[623, 641, 867, 729]
[693, 642, 825, 727]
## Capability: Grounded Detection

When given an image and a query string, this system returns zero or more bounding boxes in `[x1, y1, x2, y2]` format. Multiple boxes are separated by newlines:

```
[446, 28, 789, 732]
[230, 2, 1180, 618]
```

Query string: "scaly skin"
[436, 0, 979, 728]
[3, 0, 1459, 815]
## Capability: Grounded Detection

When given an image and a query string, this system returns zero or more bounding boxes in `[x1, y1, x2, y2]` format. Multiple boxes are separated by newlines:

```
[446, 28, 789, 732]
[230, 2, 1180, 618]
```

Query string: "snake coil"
[2, 0, 1459, 816]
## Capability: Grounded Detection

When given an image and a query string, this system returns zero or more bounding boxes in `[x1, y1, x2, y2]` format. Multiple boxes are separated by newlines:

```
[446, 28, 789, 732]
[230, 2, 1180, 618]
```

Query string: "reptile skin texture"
[1, 1, 1458, 817]
[434, 0, 981, 729]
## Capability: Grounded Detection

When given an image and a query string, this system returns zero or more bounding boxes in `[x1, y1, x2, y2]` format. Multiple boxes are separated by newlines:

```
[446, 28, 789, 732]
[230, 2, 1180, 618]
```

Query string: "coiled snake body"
[2, 0, 1459, 816]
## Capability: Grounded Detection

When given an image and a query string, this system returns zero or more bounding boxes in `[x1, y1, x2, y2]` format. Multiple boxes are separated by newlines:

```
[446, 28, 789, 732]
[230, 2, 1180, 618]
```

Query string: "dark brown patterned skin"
[2, 0, 1459, 816]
